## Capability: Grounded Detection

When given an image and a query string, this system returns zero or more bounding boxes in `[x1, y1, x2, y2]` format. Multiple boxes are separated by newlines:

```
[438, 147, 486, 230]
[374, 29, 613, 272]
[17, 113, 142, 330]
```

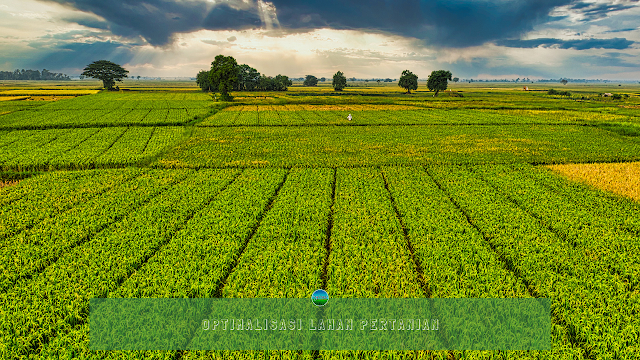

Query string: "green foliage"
[303, 75, 318, 86]
[80, 60, 129, 90]
[430, 164, 640, 358]
[452, 77, 459, 83]
[256, 74, 292, 91]
[561, 79, 568, 85]
[612, 93, 623, 100]
[332, 71, 347, 91]
[0, 126, 184, 171]
[163, 124, 640, 167]
[223, 168, 331, 298]
[548, 89, 571, 96]
[398, 70, 418, 94]
[237, 64, 261, 91]
[426, 70, 452, 96]
[196, 70, 214, 92]
[596, 122, 640, 137]
[209, 55, 239, 101]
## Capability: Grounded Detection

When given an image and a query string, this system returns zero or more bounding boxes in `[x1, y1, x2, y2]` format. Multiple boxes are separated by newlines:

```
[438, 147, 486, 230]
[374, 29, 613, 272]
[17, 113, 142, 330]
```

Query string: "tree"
[377, 80, 381, 85]
[81, 60, 129, 90]
[196, 70, 214, 92]
[398, 70, 418, 94]
[332, 71, 347, 91]
[320, 77, 326, 82]
[209, 55, 239, 101]
[427, 70, 452, 97]
[273, 74, 292, 91]
[303, 75, 318, 86]
[384, 78, 393, 82]
[453, 77, 459, 83]
[137, 76, 141, 80]
[561, 79, 568, 85]
[237, 64, 260, 91]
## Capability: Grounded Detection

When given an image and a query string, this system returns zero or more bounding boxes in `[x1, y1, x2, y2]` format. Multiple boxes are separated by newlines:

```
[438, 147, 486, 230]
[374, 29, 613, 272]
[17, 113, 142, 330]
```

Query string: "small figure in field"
[347, 114, 352, 121]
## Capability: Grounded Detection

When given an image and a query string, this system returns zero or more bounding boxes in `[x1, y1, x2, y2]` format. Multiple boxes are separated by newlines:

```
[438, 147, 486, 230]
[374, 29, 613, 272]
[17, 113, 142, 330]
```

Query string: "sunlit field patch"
[0, 90, 100, 96]
[546, 162, 640, 201]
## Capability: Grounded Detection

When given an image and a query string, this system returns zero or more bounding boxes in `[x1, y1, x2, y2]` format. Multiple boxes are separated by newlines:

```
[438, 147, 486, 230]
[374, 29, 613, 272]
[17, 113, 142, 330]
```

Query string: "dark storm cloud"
[570, 0, 640, 21]
[39, 0, 597, 48]
[43, 0, 261, 46]
[61, 15, 110, 30]
[264, 0, 581, 47]
[496, 37, 635, 50]
[28, 41, 136, 70]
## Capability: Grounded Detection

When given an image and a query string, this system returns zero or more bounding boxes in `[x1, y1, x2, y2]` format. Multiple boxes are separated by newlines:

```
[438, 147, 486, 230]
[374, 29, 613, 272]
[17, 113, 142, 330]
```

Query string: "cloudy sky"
[1, 0, 639, 79]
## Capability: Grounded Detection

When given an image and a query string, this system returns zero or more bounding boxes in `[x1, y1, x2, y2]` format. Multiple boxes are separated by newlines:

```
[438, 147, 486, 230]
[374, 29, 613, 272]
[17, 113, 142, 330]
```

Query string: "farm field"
[0, 83, 639, 359]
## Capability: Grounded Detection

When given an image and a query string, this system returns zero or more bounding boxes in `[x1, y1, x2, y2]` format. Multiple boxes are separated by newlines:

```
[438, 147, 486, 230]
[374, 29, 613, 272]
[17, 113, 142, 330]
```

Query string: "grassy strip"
[0, 169, 239, 358]
[594, 122, 640, 137]
[0, 127, 185, 171]
[428, 165, 638, 358]
[159, 125, 640, 168]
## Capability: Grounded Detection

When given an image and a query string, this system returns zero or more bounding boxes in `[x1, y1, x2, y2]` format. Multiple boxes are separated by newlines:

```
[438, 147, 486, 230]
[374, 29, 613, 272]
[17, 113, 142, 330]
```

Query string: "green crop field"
[1, 83, 640, 359]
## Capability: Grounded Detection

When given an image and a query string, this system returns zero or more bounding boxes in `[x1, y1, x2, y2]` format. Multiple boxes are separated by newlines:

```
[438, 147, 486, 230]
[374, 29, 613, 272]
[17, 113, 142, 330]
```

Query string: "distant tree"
[384, 78, 393, 83]
[452, 77, 459, 83]
[257, 75, 274, 91]
[81, 60, 129, 90]
[303, 75, 318, 86]
[332, 71, 347, 91]
[320, 77, 326, 82]
[137, 76, 141, 80]
[349, 77, 357, 81]
[209, 55, 239, 101]
[196, 70, 214, 92]
[398, 70, 418, 94]
[377, 80, 381, 85]
[561, 79, 568, 85]
[427, 70, 452, 97]
[273, 74, 292, 91]
[255, 74, 291, 91]
[237, 64, 260, 91]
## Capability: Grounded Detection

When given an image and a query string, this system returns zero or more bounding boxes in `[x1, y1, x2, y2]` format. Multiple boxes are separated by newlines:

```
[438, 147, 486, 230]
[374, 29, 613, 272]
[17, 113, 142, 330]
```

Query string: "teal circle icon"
[311, 289, 329, 306]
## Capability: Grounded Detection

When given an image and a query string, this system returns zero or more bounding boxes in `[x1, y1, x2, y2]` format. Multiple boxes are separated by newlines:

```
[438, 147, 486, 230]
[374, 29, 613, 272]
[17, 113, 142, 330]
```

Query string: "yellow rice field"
[546, 162, 640, 201]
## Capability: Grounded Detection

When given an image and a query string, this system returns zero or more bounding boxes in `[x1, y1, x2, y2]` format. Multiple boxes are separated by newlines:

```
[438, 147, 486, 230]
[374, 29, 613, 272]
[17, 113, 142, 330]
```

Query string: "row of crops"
[0, 126, 184, 171]
[1, 165, 638, 358]
[199, 106, 633, 127]
[160, 125, 640, 168]
[0, 107, 211, 130]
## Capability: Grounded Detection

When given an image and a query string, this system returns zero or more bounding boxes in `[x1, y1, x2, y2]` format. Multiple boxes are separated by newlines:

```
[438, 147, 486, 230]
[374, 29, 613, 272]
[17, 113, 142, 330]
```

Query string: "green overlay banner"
[90, 298, 550, 351]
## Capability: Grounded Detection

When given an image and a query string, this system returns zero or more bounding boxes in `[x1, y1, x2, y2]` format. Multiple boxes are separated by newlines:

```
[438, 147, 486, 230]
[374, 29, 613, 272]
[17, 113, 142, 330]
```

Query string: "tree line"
[196, 55, 292, 101]
[293, 70, 455, 96]
[0, 69, 70, 81]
